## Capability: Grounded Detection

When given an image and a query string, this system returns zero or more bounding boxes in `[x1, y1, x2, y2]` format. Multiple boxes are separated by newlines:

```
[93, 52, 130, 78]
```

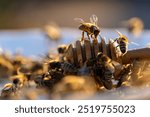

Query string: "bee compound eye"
[94, 30, 100, 37]
[13, 78, 19, 84]
[97, 52, 103, 58]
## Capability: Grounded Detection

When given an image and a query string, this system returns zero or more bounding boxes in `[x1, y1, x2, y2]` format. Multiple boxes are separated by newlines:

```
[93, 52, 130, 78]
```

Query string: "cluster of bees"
[0, 15, 147, 99]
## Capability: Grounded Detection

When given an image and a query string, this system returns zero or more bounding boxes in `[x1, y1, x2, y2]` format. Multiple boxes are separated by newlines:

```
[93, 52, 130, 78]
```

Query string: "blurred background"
[0, 0, 149, 56]
[0, 0, 150, 29]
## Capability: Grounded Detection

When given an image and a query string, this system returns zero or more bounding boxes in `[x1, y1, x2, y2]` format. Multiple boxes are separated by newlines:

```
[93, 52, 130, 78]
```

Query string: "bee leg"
[117, 76, 126, 87]
[101, 73, 113, 90]
[112, 38, 118, 44]
[102, 79, 113, 90]
[81, 31, 84, 41]
[115, 45, 120, 51]
[87, 33, 90, 40]
[91, 34, 98, 44]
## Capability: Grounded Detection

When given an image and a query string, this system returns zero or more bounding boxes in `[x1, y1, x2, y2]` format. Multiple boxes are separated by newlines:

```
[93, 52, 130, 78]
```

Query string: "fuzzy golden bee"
[127, 17, 144, 36]
[75, 15, 100, 41]
[95, 52, 115, 90]
[116, 64, 132, 87]
[114, 31, 129, 55]
[1, 83, 16, 97]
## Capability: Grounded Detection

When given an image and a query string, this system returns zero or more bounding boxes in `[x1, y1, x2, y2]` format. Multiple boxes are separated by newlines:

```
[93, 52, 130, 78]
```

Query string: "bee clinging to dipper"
[113, 30, 129, 56]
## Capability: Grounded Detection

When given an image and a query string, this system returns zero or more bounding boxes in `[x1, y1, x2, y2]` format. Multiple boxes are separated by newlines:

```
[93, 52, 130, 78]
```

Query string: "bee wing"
[74, 18, 84, 23]
[90, 14, 98, 25]
[129, 41, 139, 46]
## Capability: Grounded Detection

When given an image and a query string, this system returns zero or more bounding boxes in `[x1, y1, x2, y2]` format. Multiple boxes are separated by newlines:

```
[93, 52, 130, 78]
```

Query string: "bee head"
[120, 36, 128, 43]
[96, 52, 103, 61]
[116, 30, 128, 43]
[91, 26, 100, 38]
[57, 45, 67, 54]
[13, 78, 20, 85]
[48, 60, 61, 70]
[96, 52, 111, 63]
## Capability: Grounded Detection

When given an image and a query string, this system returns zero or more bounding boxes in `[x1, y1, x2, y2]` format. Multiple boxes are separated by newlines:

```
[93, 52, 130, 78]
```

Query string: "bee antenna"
[115, 30, 123, 37]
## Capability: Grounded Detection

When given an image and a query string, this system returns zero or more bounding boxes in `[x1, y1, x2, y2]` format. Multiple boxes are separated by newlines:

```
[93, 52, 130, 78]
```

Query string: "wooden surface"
[122, 48, 150, 64]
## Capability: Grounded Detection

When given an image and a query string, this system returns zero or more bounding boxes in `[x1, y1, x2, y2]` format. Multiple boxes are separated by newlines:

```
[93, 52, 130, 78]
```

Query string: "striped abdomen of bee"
[100, 63, 115, 90]
[61, 62, 78, 75]
[118, 40, 127, 54]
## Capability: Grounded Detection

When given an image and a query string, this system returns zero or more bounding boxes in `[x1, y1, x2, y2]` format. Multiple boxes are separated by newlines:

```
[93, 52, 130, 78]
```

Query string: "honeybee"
[34, 73, 52, 88]
[116, 64, 132, 87]
[75, 14, 100, 41]
[57, 44, 68, 61]
[10, 74, 28, 89]
[61, 62, 78, 75]
[44, 22, 61, 41]
[1, 83, 16, 97]
[96, 52, 111, 63]
[48, 60, 62, 71]
[114, 31, 128, 55]
[128, 17, 144, 36]
[57, 44, 68, 54]
[34, 68, 64, 88]
[95, 52, 115, 90]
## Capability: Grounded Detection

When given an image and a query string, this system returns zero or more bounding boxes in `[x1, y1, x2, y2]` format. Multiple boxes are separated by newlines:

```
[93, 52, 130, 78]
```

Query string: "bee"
[114, 30, 128, 55]
[116, 64, 132, 87]
[75, 14, 100, 41]
[34, 69, 64, 88]
[61, 62, 78, 75]
[127, 17, 144, 36]
[34, 73, 52, 88]
[48, 60, 62, 71]
[9, 74, 28, 89]
[57, 44, 68, 54]
[57, 44, 68, 61]
[95, 52, 115, 90]
[1, 83, 16, 97]
[96, 52, 111, 64]
[44, 22, 61, 41]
